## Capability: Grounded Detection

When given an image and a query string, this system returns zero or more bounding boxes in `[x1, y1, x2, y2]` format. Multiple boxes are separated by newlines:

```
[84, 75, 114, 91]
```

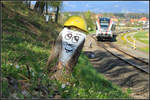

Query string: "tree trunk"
[55, 6, 59, 23]
[34, 1, 40, 12]
[39, 2, 45, 15]
[28, 1, 31, 8]
[34, 1, 45, 15]
[46, 2, 48, 15]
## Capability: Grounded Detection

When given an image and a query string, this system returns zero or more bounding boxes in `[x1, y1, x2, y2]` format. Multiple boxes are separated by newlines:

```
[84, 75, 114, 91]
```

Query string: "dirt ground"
[82, 34, 149, 99]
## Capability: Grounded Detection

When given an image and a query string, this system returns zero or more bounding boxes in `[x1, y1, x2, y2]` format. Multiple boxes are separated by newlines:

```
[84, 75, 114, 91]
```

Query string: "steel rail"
[92, 36, 149, 74]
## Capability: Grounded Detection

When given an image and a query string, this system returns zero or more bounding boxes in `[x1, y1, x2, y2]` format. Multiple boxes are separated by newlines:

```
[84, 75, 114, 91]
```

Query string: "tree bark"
[28, 1, 31, 8]
[39, 2, 45, 15]
[55, 6, 59, 23]
[34, 1, 40, 12]
[46, 2, 48, 15]
[46, 34, 62, 72]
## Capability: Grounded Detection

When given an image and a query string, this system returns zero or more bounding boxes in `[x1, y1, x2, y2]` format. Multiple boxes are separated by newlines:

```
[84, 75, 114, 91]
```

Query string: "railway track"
[92, 35, 149, 74]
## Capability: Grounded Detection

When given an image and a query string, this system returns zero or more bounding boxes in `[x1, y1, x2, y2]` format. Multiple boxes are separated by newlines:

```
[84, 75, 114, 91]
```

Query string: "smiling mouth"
[65, 48, 73, 53]
[64, 43, 74, 53]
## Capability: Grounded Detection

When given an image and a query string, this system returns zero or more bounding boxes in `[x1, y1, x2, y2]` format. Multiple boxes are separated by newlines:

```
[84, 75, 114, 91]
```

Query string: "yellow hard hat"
[64, 16, 88, 32]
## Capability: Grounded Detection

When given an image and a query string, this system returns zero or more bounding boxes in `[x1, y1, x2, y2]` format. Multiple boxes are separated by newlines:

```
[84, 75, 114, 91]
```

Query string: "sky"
[31, 1, 149, 13]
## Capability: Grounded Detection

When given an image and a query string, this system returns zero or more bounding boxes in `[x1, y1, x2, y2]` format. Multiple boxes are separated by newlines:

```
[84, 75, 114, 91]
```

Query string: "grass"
[2, 32, 131, 99]
[138, 47, 149, 53]
[2, 1, 131, 99]
[119, 32, 128, 45]
[127, 35, 133, 43]
[119, 30, 149, 53]
[88, 30, 96, 34]
[134, 31, 149, 45]
[134, 31, 149, 53]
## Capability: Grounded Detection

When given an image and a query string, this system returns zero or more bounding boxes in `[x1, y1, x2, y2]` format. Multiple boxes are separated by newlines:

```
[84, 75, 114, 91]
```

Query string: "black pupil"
[67, 33, 72, 38]
[74, 36, 79, 42]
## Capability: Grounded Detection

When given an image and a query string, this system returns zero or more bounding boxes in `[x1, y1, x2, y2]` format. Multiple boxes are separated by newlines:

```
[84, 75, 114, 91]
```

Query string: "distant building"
[95, 14, 103, 19]
[130, 17, 148, 25]
[119, 19, 128, 26]
[138, 17, 147, 24]
[130, 19, 138, 24]
[111, 16, 118, 23]
[143, 20, 149, 29]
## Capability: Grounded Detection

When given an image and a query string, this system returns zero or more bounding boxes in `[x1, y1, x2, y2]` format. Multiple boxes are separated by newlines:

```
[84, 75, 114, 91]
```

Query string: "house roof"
[112, 18, 118, 22]
[139, 17, 147, 21]
[130, 19, 139, 23]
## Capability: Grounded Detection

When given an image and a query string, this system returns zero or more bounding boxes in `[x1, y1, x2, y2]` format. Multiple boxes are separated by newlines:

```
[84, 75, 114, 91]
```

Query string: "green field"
[119, 30, 149, 53]
[134, 31, 149, 45]
[134, 31, 149, 53]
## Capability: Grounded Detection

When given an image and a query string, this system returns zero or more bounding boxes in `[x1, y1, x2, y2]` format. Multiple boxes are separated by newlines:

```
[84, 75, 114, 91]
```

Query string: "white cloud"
[141, 1, 149, 4]
[63, 2, 76, 8]
[85, 4, 89, 7]
[121, 9, 130, 13]
[113, 5, 119, 8]
[91, 8, 104, 13]
[138, 9, 145, 12]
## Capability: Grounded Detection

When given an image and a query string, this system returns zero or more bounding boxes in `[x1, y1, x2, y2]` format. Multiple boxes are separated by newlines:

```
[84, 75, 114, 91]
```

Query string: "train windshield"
[99, 18, 110, 28]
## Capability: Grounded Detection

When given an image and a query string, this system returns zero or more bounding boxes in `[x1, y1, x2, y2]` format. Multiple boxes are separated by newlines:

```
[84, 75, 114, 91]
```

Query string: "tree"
[83, 10, 95, 31]
[48, 1, 63, 23]
[34, 1, 45, 15]
[45, 1, 48, 15]
[28, 1, 31, 8]
[33, 1, 63, 22]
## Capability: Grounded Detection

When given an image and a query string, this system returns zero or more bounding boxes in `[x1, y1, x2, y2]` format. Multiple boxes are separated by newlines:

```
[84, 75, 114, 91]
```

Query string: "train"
[96, 17, 116, 41]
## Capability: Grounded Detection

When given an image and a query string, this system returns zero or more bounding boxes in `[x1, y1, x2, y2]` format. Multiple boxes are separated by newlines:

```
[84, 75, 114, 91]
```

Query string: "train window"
[99, 18, 110, 28]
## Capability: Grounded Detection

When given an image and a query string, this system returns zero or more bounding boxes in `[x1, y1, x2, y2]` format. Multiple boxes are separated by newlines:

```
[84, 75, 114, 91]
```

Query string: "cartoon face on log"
[59, 28, 86, 65]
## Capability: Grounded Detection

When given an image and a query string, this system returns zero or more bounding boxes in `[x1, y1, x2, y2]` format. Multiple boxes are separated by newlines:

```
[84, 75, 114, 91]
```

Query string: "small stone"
[15, 65, 20, 69]
[22, 90, 29, 96]
[61, 84, 66, 88]
[54, 94, 61, 98]
[32, 72, 35, 76]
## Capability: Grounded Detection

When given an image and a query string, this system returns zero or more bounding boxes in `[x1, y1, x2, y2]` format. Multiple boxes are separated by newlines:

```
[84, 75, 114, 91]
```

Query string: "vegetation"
[134, 31, 149, 53]
[2, 1, 131, 99]
[83, 10, 96, 32]
[33, 1, 62, 23]
[113, 13, 149, 19]
[134, 31, 149, 45]
[119, 30, 149, 53]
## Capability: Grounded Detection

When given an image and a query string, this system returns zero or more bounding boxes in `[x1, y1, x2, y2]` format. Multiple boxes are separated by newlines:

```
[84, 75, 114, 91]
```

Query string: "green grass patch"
[134, 31, 149, 45]
[127, 35, 133, 43]
[134, 31, 149, 53]
[88, 30, 96, 34]
[137, 46, 149, 53]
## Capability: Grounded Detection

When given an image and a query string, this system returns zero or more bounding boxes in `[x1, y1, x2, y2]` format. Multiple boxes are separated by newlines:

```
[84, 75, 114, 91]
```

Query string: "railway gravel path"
[82, 34, 149, 99]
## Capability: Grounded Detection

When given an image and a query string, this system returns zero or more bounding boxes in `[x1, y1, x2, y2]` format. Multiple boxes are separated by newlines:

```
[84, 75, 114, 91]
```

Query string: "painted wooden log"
[46, 28, 86, 82]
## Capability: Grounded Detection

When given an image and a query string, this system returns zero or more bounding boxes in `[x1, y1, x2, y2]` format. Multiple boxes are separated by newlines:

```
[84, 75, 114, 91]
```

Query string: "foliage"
[83, 10, 95, 32]
[33, 1, 63, 23]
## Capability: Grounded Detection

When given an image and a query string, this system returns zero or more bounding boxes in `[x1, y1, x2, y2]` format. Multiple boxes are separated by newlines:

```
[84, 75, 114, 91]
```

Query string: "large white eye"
[72, 36, 79, 43]
[65, 33, 72, 40]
